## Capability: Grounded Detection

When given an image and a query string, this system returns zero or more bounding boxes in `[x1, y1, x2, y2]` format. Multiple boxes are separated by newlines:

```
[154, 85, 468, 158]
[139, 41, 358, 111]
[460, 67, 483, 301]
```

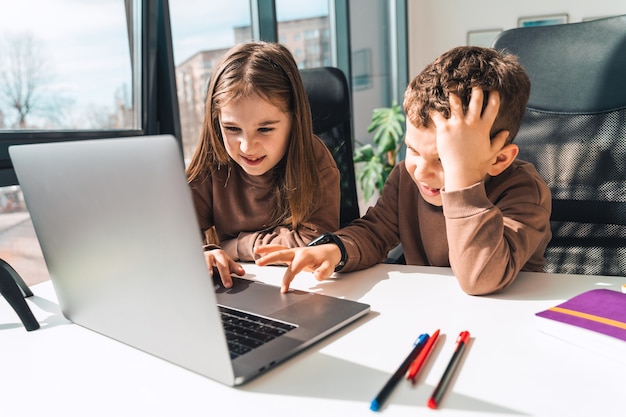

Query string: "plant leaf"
[356, 157, 384, 202]
[353, 144, 375, 163]
[353, 101, 406, 200]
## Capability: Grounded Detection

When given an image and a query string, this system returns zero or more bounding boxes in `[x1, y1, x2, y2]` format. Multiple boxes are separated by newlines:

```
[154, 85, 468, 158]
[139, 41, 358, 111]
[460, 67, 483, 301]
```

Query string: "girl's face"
[219, 94, 291, 176]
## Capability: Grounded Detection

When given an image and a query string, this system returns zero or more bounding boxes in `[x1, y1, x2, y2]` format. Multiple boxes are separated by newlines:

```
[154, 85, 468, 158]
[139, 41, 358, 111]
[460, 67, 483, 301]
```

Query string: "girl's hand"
[204, 248, 245, 288]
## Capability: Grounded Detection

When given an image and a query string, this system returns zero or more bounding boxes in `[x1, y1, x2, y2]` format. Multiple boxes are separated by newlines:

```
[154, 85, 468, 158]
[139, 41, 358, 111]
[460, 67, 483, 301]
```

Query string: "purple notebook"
[536, 289, 626, 342]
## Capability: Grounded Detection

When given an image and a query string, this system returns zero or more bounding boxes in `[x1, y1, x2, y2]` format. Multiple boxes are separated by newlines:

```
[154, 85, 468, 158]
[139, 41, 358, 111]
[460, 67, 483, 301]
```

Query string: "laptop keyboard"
[218, 305, 297, 359]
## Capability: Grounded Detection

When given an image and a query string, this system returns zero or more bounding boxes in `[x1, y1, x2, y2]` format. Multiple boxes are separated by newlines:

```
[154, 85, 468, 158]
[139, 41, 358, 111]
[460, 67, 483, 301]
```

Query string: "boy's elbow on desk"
[455, 271, 512, 296]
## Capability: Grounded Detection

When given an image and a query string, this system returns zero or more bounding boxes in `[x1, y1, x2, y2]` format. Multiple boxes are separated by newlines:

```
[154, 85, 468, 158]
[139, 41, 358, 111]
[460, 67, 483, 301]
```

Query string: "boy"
[255, 46, 552, 295]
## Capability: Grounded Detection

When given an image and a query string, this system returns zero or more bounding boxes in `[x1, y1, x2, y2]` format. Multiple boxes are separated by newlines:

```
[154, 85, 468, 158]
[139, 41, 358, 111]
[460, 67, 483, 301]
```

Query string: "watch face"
[308, 234, 331, 247]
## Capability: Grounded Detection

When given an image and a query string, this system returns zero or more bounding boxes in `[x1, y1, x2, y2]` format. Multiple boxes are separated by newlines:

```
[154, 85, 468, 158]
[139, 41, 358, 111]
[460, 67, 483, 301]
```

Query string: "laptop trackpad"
[214, 276, 315, 317]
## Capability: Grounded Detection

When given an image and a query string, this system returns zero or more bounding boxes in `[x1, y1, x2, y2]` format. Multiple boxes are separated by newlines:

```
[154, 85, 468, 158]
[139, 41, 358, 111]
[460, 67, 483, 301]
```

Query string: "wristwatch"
[307, 233, 347, 272]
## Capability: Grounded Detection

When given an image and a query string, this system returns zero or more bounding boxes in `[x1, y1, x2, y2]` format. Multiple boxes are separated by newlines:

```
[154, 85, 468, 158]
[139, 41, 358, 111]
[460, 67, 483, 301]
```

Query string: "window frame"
[0, 0, 181, 187]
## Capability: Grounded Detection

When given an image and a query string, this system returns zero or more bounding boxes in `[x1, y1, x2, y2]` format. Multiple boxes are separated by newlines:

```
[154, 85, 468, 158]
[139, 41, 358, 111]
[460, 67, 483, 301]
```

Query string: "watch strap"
[307, 233, 347, 272]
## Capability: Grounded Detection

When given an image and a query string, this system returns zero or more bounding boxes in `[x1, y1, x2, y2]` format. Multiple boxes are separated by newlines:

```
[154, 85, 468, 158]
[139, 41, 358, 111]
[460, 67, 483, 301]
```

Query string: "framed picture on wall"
[352, 48, 372, 91]
[518, 14, 568, 27]
[467, 29, 502, 47]
[583, 16, 611, 21]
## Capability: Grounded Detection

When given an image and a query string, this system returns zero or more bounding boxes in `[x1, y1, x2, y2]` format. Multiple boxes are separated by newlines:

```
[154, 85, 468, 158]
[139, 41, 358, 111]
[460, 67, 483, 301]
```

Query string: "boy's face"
[404, 121, 445, 206]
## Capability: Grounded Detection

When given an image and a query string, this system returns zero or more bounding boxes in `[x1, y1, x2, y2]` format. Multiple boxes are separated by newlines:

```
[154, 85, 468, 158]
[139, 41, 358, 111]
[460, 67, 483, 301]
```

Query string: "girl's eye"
[258, 127, 274, 133]
[223, 126, 240, 132]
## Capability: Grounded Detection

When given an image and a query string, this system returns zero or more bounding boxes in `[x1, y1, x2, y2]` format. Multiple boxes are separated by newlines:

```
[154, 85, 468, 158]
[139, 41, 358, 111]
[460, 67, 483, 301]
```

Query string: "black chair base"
[0, 259, 39, 331]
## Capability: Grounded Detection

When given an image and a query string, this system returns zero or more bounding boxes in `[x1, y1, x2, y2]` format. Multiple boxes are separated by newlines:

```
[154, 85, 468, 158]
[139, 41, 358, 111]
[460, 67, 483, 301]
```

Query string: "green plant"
[353, 101, 406, 202]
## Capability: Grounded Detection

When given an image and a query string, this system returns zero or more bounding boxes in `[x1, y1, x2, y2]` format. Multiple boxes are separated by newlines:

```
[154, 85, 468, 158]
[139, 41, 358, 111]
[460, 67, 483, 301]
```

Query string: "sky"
[0, 0, 327, 127]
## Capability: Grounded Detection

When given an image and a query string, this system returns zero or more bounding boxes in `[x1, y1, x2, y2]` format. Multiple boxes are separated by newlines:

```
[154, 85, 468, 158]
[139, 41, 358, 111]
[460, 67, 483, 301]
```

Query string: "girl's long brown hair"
[186, 41, 321, 230]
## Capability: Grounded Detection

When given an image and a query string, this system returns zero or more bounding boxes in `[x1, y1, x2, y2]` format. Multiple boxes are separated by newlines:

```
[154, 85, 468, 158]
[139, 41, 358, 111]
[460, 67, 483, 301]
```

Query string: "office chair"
[492, 14, 626, 276]
[300, 67, 360, 228]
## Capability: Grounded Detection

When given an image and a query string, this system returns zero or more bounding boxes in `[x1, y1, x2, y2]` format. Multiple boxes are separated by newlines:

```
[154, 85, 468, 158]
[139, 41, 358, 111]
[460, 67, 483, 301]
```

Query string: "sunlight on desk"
[2, 263, 625, 417]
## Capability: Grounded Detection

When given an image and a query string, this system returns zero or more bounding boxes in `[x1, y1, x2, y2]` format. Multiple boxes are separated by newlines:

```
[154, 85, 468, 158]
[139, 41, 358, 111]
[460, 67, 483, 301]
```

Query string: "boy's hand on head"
[255, 244, 340, 293]
[432, 87, 510, 191]
[203, 249, 245, 288]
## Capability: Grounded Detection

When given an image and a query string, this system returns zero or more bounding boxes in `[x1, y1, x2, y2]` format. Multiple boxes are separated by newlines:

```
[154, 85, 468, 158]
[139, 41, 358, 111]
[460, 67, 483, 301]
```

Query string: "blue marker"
[370, 333, 429, 411]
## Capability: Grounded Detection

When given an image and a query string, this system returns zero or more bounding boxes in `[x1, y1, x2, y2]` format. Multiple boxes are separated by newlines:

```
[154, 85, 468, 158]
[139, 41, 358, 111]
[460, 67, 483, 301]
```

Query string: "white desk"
[2, 264, 625, 417]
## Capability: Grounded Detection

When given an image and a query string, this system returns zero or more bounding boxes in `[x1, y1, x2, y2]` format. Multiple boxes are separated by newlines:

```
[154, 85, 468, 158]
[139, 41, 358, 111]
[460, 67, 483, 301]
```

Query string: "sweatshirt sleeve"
[441, 165, 551, 295]
[336, 164, 404, 272]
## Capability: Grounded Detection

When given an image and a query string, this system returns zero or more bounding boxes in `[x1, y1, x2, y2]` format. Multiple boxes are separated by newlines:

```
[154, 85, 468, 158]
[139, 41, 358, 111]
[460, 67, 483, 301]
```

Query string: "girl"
[186, 41, 340, 288]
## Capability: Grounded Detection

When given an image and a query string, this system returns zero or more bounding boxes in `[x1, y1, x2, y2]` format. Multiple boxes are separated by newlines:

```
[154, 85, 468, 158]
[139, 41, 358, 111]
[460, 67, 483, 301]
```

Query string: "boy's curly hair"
[404, 46, 530, 144]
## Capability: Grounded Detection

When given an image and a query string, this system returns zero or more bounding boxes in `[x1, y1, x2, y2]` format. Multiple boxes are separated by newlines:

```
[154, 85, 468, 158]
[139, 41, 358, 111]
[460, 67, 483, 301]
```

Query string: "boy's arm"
[255, 244, 342, 293]
[335, 164, 404, 272]
[442, 172, 551, 295]
[256, 164, 406, 292]
[433, 87, 550, 294]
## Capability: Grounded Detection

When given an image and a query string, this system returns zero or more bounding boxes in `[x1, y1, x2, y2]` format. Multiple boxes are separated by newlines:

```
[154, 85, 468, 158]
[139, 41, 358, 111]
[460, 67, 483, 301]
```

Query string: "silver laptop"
[9, 135, 369, 386]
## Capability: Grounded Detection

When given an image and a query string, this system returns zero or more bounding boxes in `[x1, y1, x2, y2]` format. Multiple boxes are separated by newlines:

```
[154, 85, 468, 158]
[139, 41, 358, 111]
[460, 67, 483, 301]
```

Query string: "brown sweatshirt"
[337, 159, 552, 295]
[189, 136, 340, 261]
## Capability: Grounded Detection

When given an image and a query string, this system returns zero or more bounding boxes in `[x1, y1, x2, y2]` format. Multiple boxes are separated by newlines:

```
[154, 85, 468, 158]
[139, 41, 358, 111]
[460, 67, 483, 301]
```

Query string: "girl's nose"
[238, 134, 255, 153]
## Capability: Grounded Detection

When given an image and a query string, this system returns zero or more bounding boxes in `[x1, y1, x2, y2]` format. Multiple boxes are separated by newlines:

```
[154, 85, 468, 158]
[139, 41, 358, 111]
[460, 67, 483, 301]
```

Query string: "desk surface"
[2, 264, 625, 417]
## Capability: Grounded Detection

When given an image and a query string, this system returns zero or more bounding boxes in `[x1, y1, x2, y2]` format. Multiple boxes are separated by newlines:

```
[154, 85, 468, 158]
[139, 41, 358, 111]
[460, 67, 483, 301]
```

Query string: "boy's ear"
[488, 131, 519, 176]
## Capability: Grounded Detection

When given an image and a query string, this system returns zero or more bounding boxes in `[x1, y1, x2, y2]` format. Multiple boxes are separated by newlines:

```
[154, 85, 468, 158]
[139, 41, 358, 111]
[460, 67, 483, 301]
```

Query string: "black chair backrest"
[300, 67, 360, 228]
[493, 15, 626, 276]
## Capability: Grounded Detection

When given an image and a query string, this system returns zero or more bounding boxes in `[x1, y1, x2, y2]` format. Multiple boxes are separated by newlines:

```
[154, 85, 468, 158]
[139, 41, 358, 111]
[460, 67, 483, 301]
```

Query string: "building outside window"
[172, 3, 330, 162]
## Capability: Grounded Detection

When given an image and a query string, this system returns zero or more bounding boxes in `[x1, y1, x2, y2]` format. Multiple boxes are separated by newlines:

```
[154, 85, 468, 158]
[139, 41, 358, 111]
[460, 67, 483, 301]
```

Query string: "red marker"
[406, 329, 439, 383]
[427, 330, 470, 409]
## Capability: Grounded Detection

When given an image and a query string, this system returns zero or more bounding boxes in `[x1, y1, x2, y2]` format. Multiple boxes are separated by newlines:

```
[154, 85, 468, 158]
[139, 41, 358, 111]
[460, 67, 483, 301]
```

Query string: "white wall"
[407, 0, 626, 77]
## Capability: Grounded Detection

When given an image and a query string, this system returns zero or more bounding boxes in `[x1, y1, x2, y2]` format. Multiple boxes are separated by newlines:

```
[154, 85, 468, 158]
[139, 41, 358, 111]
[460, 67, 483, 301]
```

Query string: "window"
[169, 0, 252, 162]
[276, 1, 330, 69]
[0, 0, 140, 131]
[169, 0, 333, 162]
[0, 0, 179, 286]
[304, 29, 320, 39]
[0, 0, 181, 186]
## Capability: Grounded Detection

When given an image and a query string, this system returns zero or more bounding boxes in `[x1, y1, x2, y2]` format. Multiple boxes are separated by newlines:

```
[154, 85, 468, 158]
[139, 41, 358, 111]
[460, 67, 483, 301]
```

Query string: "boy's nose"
[415, 162, 436, 179]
